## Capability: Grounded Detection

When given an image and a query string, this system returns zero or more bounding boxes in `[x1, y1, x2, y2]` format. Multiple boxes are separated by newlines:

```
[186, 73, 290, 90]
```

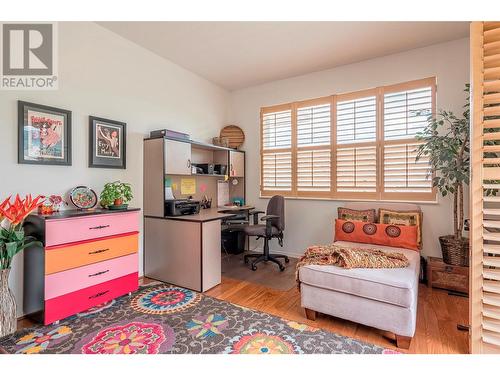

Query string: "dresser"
[23, 208, 140, 324]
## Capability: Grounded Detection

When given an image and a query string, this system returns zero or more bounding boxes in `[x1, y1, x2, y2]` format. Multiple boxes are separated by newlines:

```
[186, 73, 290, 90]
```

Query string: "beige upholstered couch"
[298, 202, 421, 349]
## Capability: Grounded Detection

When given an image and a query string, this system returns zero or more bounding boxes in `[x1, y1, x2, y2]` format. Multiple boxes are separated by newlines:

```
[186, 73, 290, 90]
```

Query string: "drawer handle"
[89, 225, 110, 230]
[88, 248, 110, 255]
[445, 266, 454, 273]
[89, 290, 109, 299]
[88, 270, 109, 277]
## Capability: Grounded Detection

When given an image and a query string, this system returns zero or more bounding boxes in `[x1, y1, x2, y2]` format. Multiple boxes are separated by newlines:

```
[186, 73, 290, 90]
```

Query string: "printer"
[165, 199, 201, 216]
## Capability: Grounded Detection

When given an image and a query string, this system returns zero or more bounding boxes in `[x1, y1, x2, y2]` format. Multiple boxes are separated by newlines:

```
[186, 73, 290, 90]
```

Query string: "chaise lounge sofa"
[298, 202, 421, 349]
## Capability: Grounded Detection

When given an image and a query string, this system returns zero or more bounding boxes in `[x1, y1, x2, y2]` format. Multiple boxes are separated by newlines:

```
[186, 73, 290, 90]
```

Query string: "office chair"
[242, 195, 289, 271]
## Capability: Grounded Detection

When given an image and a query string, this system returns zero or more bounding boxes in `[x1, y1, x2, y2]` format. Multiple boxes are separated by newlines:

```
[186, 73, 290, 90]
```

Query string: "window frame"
[380, 77, 437, 202]
[259, 77, 437, 202]
[260, 103, 294, 197]
[334, 87, 379, 200]
[295, 96, 333, 198]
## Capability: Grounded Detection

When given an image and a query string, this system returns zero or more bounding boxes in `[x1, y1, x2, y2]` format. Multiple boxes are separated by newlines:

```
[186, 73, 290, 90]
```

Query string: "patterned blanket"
[296, 244, 409, 285]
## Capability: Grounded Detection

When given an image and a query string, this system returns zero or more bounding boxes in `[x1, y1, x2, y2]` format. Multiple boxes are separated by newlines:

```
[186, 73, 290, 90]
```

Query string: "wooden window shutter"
[260, 105, 293, 195]
[337, 95, 377, 144]
[336, 145, 377, 196]
[381, 77, 436, 201]
[335, 90, 378, 199]
[262, 152, 293, 192]
[297, 101, 331, 146]
[382, 142, 433, 199]
[296, 98, 332, 196]
[383, 84, 433, 140]
[296, 149, 331, 194]
[470, 21, 500, 354]
[262, 107, 292, 150]
[259, 79, 437, 202]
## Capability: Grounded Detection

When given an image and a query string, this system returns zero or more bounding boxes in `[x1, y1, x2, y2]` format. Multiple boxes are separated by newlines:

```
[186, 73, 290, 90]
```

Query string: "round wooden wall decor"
[220, 125, 245, 149]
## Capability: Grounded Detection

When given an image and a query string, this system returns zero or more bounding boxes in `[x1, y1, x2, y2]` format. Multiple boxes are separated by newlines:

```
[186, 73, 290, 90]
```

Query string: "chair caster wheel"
[251, 265, 257, 271]
[279, 265, 285, 272]
[284, 257, 290, 263]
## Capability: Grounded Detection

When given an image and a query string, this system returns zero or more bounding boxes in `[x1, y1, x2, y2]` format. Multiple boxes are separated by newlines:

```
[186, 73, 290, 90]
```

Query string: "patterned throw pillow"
[334, 219, 419, 251]
[378, 209, 423, 250]
[337, 207, 376, 222]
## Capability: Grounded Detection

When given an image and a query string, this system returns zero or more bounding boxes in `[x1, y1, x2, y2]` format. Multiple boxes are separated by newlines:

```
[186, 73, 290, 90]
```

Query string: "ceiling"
[98, 22, 469, 91]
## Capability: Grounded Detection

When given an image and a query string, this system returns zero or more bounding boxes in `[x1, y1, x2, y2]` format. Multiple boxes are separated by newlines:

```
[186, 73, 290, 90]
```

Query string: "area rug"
[221, 252, 298, 291]
[0, 283, 396, 354]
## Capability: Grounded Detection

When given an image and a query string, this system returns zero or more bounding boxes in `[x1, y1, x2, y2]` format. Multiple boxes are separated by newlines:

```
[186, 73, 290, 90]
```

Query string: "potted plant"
[416, 85, 471, 266]
[0, 194, 42, 337]
[100, 181, 133, 210]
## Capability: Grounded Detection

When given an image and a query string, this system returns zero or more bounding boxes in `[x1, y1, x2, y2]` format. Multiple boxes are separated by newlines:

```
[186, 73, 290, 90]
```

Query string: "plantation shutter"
[335, 90, 378, 199]
[383, 143, 432, 194]
[470, 21, 500, 354]
[381, 78, 436, 201]
[259, 78, 437, 201]
[261, 106, 293, 194]
[296, 98, 332, 196]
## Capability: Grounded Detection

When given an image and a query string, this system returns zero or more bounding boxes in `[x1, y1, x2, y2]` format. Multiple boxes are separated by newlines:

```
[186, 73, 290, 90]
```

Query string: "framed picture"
[18, 101, 72, 166]
[89, 116, 126, 169]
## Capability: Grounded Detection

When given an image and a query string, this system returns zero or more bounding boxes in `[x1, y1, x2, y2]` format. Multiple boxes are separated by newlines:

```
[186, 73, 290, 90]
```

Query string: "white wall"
[0, 22, 229, 315]
[228, 38, 470, 258]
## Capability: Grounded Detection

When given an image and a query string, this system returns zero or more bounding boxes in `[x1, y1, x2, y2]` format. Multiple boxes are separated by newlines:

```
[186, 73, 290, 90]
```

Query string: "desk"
[144, 209, 236, 292]
[143, 137, 248, 292]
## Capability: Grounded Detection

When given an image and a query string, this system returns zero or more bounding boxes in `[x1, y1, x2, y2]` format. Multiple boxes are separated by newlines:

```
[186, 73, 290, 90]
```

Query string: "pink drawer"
[44, 272, 138, 324]
[45, 253, 138, 300]
[45, 211, 139, 247]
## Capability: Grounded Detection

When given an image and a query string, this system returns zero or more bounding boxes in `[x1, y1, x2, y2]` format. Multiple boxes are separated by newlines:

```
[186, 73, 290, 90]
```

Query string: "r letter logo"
[1, 23, 58, 90]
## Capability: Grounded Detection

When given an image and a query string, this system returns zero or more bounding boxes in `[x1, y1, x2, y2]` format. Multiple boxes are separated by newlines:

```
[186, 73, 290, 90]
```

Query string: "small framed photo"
[18, 101, 72, 166]
[89, 116, 126, 169]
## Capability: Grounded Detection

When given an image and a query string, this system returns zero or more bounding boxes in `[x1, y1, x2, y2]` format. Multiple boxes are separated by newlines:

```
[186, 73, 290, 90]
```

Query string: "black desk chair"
[243, 195, 289, 271]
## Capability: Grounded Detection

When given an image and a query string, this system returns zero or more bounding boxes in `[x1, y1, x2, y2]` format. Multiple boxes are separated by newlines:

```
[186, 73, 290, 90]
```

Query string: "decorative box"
[426, 256, 469, 295]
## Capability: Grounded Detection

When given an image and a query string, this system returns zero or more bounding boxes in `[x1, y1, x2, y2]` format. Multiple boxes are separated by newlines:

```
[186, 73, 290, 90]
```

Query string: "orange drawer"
[45, 233, 138, 274]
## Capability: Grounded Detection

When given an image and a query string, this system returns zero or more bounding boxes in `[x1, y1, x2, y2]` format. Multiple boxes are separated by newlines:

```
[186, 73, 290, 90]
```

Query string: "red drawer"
[45, 211, 139, 247]
[44, 272, 138, 324]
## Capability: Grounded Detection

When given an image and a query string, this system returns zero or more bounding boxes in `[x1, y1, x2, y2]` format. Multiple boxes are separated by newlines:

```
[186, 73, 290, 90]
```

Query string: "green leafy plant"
[100, 181, 133, 207]
[415, 85, 470, 240]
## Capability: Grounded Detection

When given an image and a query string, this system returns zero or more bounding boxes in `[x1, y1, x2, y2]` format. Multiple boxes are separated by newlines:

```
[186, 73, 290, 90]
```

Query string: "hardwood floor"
[205, 276, 470, 354]
[16, 276, 469, 354]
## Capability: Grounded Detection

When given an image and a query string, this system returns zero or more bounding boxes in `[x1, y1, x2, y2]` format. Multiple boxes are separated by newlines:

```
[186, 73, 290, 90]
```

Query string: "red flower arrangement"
[0, 194, 42, 269]
[0, 195, 42, 226]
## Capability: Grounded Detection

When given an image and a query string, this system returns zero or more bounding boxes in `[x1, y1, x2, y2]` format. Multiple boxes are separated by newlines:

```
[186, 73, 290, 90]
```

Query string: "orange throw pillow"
[334, 219, 419, 251]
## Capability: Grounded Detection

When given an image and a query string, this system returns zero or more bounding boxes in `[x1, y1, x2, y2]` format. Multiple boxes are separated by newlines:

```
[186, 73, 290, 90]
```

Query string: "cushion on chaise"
[299, 241, 420, 308]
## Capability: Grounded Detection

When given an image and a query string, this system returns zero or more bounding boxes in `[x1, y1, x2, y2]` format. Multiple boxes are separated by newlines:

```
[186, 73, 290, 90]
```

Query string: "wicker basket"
[439, 235, 469, 267]
[212, 137, 229, 148]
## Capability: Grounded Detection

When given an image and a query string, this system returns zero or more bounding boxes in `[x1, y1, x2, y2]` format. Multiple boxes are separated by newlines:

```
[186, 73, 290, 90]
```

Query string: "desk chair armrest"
[261, 214, 280, 237]
[260, 214, 280, 221]
[249, 210, 265, 225]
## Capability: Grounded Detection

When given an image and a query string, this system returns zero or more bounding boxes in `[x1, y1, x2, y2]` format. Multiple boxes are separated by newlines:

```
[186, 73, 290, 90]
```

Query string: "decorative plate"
[220, 125, 245, 149]
[70, 186, 97, 209]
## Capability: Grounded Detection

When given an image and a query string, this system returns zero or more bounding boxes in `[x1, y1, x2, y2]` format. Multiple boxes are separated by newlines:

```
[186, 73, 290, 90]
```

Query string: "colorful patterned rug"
[0, 283, 396, 354]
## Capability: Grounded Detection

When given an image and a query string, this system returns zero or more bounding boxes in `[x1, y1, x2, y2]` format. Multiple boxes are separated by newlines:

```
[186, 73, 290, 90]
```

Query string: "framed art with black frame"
[18, 101, 72, 166]
[89, 116, 127, 169]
